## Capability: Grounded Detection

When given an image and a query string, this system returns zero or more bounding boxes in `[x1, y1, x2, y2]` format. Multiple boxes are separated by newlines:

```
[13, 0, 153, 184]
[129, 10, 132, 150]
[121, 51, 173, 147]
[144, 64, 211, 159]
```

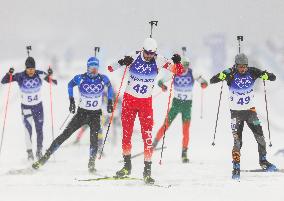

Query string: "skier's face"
[237, 64, 248, 74]
[25, 68, 35, 77]
[88, 67, 98, 75]
[143, 50, 156, 62]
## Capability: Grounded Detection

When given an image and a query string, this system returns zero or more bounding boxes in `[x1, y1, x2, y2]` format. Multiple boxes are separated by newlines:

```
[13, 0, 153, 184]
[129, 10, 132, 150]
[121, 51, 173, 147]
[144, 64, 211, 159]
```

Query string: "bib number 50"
[86, 100, 98, 107]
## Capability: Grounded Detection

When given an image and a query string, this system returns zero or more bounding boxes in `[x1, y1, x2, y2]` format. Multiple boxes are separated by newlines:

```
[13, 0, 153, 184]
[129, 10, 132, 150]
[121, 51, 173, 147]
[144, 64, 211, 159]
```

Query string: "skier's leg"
[116, 94, 137, 177]
[88, 110, 101, 172]
[21, 105, 34, 160]
[246, 110, 276, 170]
[32, 109, 87, 169]
[138, 98, 155, 184]
[32, 103, 44, 159]
[138, 98, 154, 162]
[231, 110, 244, 179]
[181, 100, 192, 163]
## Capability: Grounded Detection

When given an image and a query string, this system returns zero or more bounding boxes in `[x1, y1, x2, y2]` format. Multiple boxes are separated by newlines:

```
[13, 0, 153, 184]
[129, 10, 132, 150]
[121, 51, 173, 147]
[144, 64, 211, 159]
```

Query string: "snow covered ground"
[0, 69, 283, 201]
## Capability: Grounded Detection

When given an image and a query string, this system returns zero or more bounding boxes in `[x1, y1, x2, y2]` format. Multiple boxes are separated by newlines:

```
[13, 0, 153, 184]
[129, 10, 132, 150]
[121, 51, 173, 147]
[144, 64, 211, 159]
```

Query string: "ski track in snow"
[0, 73, 284, 201]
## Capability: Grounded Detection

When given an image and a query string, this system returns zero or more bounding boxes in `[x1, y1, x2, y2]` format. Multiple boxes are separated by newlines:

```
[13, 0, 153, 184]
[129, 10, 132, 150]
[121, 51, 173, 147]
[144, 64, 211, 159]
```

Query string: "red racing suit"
[109, 51, 182, 161]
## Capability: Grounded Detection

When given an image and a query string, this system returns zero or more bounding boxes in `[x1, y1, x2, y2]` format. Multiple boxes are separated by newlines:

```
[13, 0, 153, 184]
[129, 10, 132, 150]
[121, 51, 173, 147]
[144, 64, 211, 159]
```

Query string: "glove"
[9, 67, 14, 74]
[171, 54, 181, 64]
[261, 71, 269, 80]
[107, 99, 113, 113]
[47, 68, 53, 75]
[69, 97, 76, 114]
[118, 56, 134, 66]
[158, 80, 167, 92]
[218, 72, 227, 80]
[201, 82, 208, 89]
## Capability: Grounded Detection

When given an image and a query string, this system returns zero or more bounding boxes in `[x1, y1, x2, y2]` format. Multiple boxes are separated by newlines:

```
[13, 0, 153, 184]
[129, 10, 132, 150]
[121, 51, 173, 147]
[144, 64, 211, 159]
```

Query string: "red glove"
[108, 66, 114, 72]
[174, 63, 184, 76]
[201, 82, 208, 89]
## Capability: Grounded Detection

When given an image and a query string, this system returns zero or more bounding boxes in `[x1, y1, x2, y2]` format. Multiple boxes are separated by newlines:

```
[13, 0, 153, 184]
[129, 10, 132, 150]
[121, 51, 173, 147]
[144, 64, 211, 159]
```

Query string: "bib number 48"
[133, 84, 148, 94]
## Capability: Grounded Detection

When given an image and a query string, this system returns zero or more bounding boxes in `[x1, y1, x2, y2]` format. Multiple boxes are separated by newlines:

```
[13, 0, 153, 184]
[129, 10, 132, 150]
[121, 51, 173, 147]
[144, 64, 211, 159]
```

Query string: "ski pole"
[0, 73, 13, 156]
[182, 46, 187, 57]
[48, 66, 55, 142]
[59, 113, 71, 130]
[99, 65, 129, 159]
[149, 21, 158, 38]
[200, 88, 204, 119]
[159, 74, 175, 165]
[211, 81, 224, 146]
[263, 80, 272, 147]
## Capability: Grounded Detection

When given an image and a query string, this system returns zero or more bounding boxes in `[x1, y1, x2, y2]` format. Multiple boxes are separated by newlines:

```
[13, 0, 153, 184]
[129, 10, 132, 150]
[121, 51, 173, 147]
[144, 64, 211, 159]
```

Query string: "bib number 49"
[133, 84, 148, 94]
[237, 96, 250, 105]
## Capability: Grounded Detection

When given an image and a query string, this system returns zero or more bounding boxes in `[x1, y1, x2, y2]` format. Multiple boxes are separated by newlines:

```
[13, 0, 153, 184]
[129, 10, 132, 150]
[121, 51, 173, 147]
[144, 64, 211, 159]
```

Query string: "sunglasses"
[143, 50, 156, 56]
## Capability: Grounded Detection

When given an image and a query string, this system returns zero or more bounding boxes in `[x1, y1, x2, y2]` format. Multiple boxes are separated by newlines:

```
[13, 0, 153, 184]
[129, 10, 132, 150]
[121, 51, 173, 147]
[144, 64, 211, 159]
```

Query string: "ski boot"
[182, 148, 189, 163]
[115, 155, 131, 178]
[32, 150, 51, 170]
[36, 150, 43, 160]
[143, 161, 155, 184]
[232, 162, 240, 180]
[259, 155, 277, 171]
[27, 149, 34, 161]
[88, 157, 96, 173]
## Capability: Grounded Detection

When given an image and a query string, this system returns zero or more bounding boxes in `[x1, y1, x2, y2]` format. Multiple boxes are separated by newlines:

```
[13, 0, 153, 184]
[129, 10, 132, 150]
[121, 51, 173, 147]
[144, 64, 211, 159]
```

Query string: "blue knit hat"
[87, 57, 99, 69]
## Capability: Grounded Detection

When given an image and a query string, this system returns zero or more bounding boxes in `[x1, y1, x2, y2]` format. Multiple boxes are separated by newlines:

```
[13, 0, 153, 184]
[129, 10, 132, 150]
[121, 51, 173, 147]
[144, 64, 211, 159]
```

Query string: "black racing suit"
[210, 67, 276, 164]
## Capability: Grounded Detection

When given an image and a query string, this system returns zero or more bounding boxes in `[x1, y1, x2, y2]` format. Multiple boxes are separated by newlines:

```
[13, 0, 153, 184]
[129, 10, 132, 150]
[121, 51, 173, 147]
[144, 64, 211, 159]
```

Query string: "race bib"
[21, 92, 41, 105]
[174, 91, 192, 100]
[79, 96, 102, 110]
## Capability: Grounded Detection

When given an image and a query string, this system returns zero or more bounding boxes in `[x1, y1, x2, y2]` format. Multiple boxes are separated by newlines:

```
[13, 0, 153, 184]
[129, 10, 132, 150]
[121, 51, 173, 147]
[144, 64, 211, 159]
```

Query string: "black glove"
[107, 99, 113, 113]
[69, 97, 76, 114]
[47, 68, 53, 75]
[118, 56, 134, 66]
[9, 67, 14, 74]
[171, 54, 181, 64]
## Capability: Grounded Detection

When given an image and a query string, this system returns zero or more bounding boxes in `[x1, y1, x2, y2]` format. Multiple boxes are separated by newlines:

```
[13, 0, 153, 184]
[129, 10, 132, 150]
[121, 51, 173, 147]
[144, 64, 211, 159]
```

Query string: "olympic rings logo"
[82, 83, 103, 93]
[23, 78, 40, 88]
[234, 76, 252, 89]
[174, 77, 192, 86]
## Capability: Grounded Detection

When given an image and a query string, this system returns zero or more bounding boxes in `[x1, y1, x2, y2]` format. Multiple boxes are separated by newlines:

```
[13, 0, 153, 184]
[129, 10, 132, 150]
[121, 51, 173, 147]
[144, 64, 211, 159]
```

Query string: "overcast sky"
[0, 0, 283, 63]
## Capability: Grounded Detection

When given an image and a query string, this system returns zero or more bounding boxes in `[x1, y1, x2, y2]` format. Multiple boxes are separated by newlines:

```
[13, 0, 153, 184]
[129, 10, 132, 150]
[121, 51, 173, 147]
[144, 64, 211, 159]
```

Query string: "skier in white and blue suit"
[1, 57, 57, 161]
[32, 57, 114, 173]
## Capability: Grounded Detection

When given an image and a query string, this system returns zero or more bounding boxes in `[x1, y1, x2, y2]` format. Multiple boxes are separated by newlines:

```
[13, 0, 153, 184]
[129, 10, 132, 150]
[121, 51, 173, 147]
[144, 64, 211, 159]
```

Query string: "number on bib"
[133, 84, 148, 94]
[27, 95, 38, 102]
[86, 100, 98, 108]
[237, 96, 250, 105]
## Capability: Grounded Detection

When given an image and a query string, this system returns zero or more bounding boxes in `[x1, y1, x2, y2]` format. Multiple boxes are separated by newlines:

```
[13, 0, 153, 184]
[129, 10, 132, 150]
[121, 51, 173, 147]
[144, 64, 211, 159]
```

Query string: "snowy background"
[0, 0, 284, 201]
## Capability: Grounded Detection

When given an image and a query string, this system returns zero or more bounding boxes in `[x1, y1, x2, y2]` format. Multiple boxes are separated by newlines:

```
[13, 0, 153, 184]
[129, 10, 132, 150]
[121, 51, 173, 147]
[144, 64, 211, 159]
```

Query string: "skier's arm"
[157, 54, 184, 76]
[249, 67, 276, 81]
[102, 75, 114, 101]
[42, 69, 58, 85]
[1, 68, 18, 84]
[107, 52, 136, 72]
[193, 71, 208, 88]
[157, 71, 172, 92]
[68, 75, 81, 98]
[210, 68, 232, 84]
